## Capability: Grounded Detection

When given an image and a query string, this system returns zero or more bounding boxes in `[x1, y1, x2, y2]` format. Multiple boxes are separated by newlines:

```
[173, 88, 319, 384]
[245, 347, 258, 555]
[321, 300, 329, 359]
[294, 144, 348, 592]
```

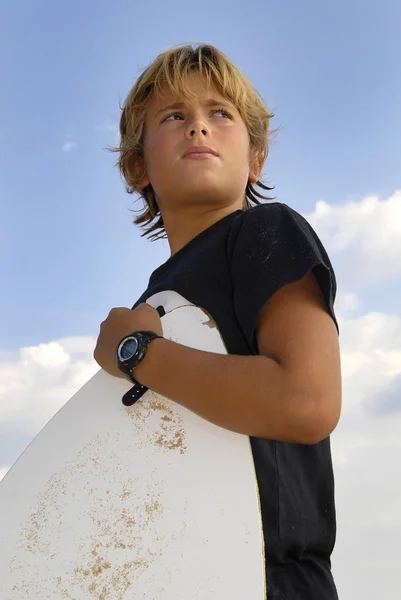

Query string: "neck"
[160, 203, 243, 257]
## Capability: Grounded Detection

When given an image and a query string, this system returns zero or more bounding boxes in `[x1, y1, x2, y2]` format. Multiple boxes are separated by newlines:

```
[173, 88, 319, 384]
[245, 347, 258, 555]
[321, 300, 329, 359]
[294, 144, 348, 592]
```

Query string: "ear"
[139, 174, 151, 189]
[131, 155, 150, 189]
[248, 150, 264, 184]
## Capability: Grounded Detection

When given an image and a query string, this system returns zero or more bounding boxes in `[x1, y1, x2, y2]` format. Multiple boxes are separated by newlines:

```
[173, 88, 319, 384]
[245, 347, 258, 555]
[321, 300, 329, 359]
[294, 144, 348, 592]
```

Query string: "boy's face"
[139, 74, 260, 214]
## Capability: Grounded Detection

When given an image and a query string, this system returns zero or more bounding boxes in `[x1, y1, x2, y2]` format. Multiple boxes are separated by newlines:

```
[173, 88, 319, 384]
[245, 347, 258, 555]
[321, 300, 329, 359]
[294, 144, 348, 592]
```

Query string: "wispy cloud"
[366, 373, 401, 415]
[61, 135, 78, 152]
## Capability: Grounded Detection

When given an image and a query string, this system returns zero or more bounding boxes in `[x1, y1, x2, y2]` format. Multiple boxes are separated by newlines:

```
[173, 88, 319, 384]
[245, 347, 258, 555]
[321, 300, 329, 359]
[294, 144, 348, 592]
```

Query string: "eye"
[163, 113, 183, 122]
[163, 107, 233, 122]
[212, 108, 233, 119]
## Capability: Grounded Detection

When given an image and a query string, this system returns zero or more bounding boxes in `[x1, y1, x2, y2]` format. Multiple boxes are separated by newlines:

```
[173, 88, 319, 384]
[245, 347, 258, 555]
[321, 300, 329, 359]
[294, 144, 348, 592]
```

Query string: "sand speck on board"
[127, 391, 187, 455]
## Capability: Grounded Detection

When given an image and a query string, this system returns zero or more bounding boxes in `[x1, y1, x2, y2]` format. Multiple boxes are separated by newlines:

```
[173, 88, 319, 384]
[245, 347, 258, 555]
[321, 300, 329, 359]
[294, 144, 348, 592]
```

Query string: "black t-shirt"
[132, 202, 339, 600]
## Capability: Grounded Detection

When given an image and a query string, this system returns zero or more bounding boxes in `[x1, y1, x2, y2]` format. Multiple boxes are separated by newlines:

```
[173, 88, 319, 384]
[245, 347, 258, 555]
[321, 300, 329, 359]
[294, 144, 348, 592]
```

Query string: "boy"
[94, 43, 342, 599]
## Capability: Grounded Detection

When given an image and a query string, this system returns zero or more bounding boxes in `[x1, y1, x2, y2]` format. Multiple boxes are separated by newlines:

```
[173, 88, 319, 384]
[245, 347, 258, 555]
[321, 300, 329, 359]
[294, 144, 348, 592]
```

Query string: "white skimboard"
[0, 291, 265, 599]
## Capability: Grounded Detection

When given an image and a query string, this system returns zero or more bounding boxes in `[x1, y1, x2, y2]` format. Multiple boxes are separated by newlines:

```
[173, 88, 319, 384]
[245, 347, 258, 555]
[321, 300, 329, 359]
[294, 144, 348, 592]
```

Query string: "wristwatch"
[116, 330, 163, 383]
[116, 330, 164, 407]
[117, 304, 166, 407]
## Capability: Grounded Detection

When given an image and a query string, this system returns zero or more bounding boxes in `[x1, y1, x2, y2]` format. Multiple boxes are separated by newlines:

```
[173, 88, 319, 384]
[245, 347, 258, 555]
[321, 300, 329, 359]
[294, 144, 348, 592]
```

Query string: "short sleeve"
[229, 202, 339, 355]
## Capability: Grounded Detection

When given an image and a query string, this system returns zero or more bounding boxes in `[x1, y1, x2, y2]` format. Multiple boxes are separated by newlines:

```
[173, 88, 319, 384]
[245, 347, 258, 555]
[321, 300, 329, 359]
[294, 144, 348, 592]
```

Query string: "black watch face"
[120, 337, 138, 360]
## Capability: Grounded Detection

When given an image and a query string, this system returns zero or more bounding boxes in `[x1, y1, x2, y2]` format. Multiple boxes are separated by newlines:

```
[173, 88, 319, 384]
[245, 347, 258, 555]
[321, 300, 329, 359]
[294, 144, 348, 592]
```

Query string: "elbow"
[294, 394, 342, 445]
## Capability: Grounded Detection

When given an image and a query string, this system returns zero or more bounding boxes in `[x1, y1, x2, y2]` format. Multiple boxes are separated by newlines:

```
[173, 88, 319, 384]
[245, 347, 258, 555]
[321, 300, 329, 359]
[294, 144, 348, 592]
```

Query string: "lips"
[182, 145, 219, 158]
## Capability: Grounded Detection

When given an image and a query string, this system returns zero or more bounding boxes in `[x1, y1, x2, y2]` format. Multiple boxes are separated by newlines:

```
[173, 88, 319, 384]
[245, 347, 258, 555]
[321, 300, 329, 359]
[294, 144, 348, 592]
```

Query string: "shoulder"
[228, 201, 339, 347]
[229, 201, 332, 271]
[228, 201, 318, 251]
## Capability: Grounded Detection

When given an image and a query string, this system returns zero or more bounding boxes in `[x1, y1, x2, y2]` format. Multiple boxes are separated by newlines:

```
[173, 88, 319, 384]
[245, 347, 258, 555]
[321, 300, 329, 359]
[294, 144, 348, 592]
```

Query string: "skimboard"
[0, 291, 265, 599]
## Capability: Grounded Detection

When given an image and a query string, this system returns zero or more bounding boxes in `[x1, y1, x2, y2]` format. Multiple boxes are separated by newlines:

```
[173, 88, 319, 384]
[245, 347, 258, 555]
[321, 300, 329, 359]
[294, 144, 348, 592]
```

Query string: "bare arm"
[134, 271, 342, 444]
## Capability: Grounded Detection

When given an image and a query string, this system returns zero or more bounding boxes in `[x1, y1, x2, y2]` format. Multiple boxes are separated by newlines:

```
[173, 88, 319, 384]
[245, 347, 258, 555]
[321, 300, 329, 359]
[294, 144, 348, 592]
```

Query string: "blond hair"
[107, 43, 279, 241]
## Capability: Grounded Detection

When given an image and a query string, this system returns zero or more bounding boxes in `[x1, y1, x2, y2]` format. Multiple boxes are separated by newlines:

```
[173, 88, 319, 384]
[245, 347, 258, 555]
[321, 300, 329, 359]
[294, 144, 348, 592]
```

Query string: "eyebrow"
[154, 98, 233, 119]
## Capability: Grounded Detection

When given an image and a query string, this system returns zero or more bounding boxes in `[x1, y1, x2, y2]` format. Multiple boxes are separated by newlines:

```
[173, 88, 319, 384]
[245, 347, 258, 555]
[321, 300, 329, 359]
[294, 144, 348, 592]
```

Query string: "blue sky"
[1, 1, 401, 598]
[1, 0, 400, 350]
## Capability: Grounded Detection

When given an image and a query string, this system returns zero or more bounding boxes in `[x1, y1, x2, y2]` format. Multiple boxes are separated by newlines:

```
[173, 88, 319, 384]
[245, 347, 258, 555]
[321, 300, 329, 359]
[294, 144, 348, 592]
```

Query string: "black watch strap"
[122, 380, 148, 406]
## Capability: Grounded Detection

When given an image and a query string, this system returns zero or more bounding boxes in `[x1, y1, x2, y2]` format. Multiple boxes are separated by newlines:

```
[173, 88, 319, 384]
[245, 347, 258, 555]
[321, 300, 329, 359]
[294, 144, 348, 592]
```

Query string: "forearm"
[133, 337, 316, 443]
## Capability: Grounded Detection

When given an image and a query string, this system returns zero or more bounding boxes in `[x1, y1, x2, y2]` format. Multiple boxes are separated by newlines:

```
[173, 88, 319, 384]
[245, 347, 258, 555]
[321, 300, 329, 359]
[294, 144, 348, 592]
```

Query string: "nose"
[186, 115, 211, 138]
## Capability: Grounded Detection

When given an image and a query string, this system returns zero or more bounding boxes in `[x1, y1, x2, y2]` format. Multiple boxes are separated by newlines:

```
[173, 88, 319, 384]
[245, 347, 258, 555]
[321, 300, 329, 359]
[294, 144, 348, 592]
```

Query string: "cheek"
[143, 135, 163, 177]
[146, 130, 170, 161]
[225, 128, 250, 159]
[230, 141, 252, 172]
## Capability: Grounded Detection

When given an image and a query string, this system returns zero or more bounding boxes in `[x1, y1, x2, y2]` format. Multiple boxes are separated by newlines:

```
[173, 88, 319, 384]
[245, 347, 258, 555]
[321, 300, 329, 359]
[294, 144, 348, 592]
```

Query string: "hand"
[93, 303, 163, 378]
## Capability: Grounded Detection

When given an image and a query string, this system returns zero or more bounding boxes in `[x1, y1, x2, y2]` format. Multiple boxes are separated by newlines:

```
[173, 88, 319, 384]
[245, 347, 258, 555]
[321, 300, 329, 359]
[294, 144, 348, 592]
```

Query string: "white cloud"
[328, 306, 401, 598]
[0, 336, 99, 436]
[21, 341, 71, 368]
[61, 135, 78, 152]
[303, 189, 401, 286]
